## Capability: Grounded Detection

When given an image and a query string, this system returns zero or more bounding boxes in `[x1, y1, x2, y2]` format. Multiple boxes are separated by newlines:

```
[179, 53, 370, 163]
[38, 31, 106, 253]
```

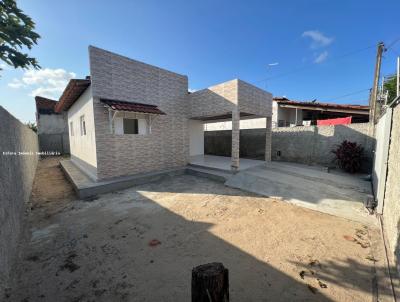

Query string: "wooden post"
[192, 262, 229, 302]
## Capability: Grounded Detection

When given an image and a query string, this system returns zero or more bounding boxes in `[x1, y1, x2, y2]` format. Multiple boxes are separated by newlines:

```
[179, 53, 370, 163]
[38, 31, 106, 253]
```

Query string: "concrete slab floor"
[6, 158, 394, 302]
[226, 161, 376, 226]
[189, 154, 264, 171]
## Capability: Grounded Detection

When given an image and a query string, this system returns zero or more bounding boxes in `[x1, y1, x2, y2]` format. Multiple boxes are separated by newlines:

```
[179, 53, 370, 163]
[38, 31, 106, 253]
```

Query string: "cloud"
[0, 62, 11, 70]
[314, 51, 329, 63]
[302, 30, 334, 48]
[8, 78, 25, 88]
[8, 68, 76, 99]
[188, 88, 197, 93]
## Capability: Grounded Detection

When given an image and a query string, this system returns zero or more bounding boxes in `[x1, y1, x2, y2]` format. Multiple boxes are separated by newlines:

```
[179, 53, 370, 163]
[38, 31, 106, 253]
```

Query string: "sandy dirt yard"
[7, 158, 392, 302]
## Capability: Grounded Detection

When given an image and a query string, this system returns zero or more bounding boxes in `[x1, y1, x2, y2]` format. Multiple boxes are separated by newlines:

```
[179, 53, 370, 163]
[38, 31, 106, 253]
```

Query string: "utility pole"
[369, 42, 385, 125]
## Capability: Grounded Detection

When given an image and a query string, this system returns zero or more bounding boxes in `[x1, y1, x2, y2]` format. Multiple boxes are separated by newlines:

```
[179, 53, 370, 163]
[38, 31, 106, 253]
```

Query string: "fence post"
[192, 262, 229, 302]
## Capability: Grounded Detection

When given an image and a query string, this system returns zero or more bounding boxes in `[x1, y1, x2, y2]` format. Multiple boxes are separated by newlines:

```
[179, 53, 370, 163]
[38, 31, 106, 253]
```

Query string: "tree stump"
[191, 262, 229, 302]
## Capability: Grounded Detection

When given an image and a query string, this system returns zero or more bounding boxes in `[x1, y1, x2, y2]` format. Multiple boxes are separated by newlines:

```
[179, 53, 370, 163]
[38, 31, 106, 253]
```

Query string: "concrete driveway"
[226, 161, 375, 225]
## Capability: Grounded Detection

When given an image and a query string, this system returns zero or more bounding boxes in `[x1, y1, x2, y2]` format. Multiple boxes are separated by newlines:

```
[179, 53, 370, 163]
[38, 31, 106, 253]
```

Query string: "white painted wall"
[68, 86, 97, 177]
[204, 118, 267, 131]
[189, 120, 204, 156]
[113, 112, 150, 135]
[204, 101, 305, 130]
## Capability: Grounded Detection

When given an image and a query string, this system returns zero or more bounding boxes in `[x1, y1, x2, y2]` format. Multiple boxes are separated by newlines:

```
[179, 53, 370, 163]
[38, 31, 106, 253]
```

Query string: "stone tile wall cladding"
[89, 46, 189, 180]
[382, 103, 400, 275]
[0, 106, 38, 291]
[89, 46, 273, 179]
[189, 80, 237, 118]
[205, 123, 374, 170]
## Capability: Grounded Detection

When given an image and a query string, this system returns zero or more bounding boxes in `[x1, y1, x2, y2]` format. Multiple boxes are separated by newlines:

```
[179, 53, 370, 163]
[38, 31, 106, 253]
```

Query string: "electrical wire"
[386, 36, 400, 51]
[317, 88, 371, 103]
[253, 44, 376, 84]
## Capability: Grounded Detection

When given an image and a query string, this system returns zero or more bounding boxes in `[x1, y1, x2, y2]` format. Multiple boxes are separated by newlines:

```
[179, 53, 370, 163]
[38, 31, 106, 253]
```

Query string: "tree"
[26, 121, 37, 133]
[0, 0, 40, 71]
[383, 75, 397, 104]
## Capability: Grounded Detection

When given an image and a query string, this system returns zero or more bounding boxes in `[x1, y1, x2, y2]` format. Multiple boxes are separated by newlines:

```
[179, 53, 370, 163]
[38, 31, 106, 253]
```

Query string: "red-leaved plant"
[332, 140, 364, 173]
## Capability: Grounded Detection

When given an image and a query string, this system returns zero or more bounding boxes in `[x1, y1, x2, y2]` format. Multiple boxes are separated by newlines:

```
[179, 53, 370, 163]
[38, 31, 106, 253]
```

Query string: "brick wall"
[0, 106, 38, 291]
[89, 46, 189, 179]
[189, 80, 237, 119]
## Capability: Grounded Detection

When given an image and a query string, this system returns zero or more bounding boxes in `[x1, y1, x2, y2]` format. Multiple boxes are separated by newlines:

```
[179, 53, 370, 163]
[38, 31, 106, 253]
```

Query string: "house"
[53, 46, 272, 181]
[204, 97, 369, 130]
[272, 97, 370, 127]
[35, 96, 69, 153]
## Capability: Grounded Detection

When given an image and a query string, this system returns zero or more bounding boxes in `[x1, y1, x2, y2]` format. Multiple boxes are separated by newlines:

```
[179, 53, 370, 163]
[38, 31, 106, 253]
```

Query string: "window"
[70, 121, 74, 136]
[80, 115, 86, 136]
[123, 118, 138, 134]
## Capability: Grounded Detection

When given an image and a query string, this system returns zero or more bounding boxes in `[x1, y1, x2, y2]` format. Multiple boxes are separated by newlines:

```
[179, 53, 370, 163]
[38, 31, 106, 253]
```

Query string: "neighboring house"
[35, 96, 70, 154]
[272, 97, 369, 127]
[53, 46, 272, 181]
[204, 97, 369, 130]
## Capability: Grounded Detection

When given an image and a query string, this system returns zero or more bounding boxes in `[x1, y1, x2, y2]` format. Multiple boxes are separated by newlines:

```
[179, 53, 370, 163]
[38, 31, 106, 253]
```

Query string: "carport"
[188, 79, 273, 172]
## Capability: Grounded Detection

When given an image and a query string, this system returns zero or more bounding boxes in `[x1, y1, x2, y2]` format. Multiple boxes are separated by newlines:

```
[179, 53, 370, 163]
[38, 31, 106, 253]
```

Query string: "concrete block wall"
[272, 123, 374, 171]
[37, 112, 69, 154]
[0, 106, 39, 291]
[89, 46, 189, 180]
[204, 123, 374, 170]
[382, 103, 400, 274]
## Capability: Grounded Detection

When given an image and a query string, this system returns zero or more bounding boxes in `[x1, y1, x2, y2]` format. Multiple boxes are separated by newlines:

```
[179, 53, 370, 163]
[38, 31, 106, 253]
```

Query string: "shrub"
[332, 140, 364, 173]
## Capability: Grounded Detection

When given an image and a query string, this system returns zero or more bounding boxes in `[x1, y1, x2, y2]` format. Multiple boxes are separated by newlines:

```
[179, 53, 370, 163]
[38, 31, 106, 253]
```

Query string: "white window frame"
[80, 115, 86, 136]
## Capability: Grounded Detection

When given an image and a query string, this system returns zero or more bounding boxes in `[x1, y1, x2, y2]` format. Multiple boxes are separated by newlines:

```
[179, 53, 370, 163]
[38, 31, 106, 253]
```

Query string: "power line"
[317, 88, 371, 103]
[386, 36, 400, 51]
[253, 44, 376, 84]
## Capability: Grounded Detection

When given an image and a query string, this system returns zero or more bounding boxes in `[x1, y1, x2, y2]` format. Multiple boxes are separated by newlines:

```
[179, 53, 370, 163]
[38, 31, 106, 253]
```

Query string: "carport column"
[231, 109, 240, 172]
[265, 116, 272, 163]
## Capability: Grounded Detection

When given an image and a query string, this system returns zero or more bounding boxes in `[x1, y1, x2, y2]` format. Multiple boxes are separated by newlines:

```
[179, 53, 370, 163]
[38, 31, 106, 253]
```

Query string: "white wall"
[113, 112, 150, 135]
[204, 118, 267, 131]
[189, 120, 204, 156]
[68, 86, 97, 178]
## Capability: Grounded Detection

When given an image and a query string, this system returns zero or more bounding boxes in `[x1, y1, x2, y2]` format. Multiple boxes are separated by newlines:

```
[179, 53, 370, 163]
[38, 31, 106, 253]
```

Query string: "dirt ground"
[7, 158, 392, 301]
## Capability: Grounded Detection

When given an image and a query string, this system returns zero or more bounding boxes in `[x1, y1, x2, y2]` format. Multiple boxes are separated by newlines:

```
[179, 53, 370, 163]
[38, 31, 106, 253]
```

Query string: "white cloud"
[8, 68, 76, 99]
[314, 51, 329, 64]
[8, 78, 25, 88]
[302, 30, 334, 48]
[0, 62, 11, 70]
[188, 88, 197, 93]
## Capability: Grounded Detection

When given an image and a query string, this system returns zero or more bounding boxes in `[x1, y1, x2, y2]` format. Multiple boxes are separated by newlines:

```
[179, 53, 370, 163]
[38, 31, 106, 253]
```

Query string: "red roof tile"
[101, 99, 166, 115]
[54, 78, 91, 113]
[273, 97, 369, 111]
[35, 96, 58, 114]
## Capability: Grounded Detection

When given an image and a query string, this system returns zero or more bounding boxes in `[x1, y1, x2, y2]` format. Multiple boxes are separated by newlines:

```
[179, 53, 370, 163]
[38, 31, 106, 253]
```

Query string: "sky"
[1, 0, 400, 123]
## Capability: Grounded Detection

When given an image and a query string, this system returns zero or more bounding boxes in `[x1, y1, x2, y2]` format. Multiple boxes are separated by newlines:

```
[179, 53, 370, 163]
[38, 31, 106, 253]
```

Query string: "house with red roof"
[35, 96, 69, 153]
[48, 46, 272, 183]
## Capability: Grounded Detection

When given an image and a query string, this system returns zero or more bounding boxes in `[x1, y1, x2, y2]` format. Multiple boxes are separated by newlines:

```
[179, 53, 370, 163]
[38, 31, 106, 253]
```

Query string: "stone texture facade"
[0, 106, 38, 291]
[382, 103, 400, 275]
[189, 79, 238, 119]
[89, 46, 189, 180]
[67, 46, 273, 179]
